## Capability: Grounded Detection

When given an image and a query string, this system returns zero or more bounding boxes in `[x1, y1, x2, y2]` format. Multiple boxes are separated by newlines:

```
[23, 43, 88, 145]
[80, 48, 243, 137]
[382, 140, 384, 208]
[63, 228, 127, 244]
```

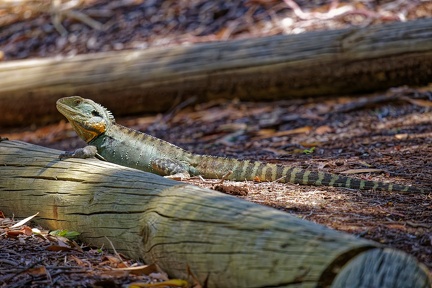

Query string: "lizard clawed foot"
[59, 145, 98, 160]
[151, 158, 192, 180]
[164, 173, 191, 181]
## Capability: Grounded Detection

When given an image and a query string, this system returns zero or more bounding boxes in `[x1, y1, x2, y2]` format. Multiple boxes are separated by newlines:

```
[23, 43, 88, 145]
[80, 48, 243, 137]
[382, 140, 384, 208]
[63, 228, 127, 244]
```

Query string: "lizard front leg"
[150, 158, 191, 180]
[59, 145, 100, 160]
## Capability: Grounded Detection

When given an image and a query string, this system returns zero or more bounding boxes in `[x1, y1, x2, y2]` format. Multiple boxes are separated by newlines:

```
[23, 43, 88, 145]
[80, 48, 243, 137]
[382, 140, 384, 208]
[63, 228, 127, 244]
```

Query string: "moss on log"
[0, 140, 430, 287]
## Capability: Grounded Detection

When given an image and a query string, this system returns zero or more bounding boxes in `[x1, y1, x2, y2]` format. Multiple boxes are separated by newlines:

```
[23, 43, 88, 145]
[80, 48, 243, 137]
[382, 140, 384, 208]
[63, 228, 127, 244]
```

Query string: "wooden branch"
[1, 18, 432, 127]
[0, 140, 430, 287]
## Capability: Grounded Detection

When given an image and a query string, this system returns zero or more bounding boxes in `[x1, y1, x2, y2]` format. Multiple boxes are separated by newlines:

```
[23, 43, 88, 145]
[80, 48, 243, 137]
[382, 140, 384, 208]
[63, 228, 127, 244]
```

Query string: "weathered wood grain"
[1, 18, 432, 126]
[331, 248, 431, 288]
[0, 140, 430, 287]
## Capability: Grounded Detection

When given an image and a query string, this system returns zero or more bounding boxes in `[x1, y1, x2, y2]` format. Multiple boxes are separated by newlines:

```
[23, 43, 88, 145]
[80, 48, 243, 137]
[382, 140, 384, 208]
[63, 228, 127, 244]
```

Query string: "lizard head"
[56, 96, 115, 143]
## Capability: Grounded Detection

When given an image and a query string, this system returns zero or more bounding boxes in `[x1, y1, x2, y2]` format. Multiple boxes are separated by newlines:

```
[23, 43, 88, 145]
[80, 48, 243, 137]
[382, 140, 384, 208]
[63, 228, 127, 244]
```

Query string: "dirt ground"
[1, 0, 432, 287]
[2, 87, 431, 287]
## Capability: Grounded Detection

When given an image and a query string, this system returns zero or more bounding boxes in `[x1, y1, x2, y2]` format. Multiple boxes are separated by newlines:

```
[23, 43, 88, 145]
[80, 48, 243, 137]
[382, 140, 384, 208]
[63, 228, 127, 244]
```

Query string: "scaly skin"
[56, 96, 426, 193]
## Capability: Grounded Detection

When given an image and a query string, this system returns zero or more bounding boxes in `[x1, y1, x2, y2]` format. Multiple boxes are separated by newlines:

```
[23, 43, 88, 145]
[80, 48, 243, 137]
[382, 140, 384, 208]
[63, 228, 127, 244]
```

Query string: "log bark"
[1, 18, 432, 127]
[0, 140, 430, 287]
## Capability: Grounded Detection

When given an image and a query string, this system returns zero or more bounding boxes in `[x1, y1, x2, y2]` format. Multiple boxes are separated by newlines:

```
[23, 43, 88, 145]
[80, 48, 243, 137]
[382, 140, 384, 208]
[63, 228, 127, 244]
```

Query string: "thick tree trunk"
[1, 18, 432, 127]
[0, 140, 430, 287]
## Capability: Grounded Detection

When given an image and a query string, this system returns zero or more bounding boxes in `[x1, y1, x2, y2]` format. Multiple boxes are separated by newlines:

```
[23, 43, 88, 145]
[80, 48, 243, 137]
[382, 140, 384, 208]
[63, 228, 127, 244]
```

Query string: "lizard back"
[92, 123, 424, 193]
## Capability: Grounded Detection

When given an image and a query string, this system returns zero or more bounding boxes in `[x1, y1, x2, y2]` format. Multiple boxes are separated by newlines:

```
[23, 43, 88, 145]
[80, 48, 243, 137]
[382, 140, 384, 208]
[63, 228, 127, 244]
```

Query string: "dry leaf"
[214, 184, 249, 196]
[128, 279, 189, 288]
[70, 255, 85, 266]
[10, 212, 39, 228]
[117, 262, 129, 268]
[275, 126, 313, 136]
[112, 263, 159, 276]
[27, 266, 48, 276]
[299, 142, 321, 148]
[6, 230, 24, 238]
[99, 269, 129, 277]
[395, 134, 408, 140]
[255, 128, 276, 137]
[386, 224, 406, 230]
[46, 245, 74, 252]
[6, 226, 33, 237]
[22, 225, 33, 236]
[255, 126, 312, 139]
[101, 255, 123, 266]
[218, 123, 247, 132]
[358, 161, 372, 167]
[56, 237, 72, 247]
[315, 125, 332, 135]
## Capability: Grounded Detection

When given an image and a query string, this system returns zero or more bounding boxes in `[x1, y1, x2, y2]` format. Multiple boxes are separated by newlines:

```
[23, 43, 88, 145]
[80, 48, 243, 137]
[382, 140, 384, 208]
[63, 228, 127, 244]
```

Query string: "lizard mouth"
[56, 98, 81, 119]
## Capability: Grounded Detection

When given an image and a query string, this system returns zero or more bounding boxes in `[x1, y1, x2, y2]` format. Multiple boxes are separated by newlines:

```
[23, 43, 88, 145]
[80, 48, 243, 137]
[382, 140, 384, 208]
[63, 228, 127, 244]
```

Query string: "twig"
[270, 176, 286, 184]
[283, 0, 400, 22]
[50, 0, 105, 35]
[283, 0, 352, 20]
[198, 170, 233, 184]
[0, 258, 19, 266]
[104, 236, 129, 268]
[45, 267, 53, 285]
[406, 221, 430, 229]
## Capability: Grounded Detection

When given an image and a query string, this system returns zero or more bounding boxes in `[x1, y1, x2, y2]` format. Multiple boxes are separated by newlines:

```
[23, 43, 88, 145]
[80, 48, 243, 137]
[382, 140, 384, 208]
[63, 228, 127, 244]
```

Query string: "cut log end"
[329, 248, 431, 288]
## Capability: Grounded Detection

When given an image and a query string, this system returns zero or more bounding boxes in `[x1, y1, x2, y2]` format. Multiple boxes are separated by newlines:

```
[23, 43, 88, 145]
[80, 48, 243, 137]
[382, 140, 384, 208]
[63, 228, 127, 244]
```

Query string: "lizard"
[56, 96, 426, 194]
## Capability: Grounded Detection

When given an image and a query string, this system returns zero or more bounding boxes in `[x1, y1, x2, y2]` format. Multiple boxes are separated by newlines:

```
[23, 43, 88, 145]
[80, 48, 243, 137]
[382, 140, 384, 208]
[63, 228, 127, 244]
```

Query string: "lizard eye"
[91, 110, 101, 117]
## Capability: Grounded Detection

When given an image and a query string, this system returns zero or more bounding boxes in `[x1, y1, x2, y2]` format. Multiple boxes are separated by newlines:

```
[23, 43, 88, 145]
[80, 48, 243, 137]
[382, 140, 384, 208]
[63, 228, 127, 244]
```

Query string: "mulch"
[1, 0, 431, 287]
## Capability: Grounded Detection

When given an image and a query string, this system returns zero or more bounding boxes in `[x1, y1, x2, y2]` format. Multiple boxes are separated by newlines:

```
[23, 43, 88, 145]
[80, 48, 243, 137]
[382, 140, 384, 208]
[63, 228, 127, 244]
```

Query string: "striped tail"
[274, 166, 425, 193]
[195, 157, 425, 194]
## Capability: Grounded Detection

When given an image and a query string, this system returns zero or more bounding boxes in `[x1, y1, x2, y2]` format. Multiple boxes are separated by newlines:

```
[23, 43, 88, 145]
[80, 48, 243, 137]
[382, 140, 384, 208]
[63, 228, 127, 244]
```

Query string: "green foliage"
[303, 147, 315, 154]
[50, 229, 80, 240]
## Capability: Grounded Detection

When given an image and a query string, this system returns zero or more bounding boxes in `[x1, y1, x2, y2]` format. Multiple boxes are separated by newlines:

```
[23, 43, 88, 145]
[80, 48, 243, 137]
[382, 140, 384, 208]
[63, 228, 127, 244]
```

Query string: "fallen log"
[0, 140, 430, 287]
[1, 18, 432, 126]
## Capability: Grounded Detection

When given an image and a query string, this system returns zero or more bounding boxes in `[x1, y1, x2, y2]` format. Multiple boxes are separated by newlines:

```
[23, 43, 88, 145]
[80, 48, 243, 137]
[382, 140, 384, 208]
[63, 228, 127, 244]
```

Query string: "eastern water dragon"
[56, 96, 426, 194]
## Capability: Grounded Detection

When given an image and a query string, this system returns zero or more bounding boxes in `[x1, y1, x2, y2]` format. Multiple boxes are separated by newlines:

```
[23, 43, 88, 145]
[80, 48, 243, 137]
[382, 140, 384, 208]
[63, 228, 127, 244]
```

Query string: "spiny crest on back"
[93, 101, 115, 124]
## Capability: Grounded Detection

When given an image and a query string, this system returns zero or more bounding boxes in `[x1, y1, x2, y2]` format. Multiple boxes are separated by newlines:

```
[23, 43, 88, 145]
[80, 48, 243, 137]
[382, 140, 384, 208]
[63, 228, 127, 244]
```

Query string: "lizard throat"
[70, 121, 105, 143]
